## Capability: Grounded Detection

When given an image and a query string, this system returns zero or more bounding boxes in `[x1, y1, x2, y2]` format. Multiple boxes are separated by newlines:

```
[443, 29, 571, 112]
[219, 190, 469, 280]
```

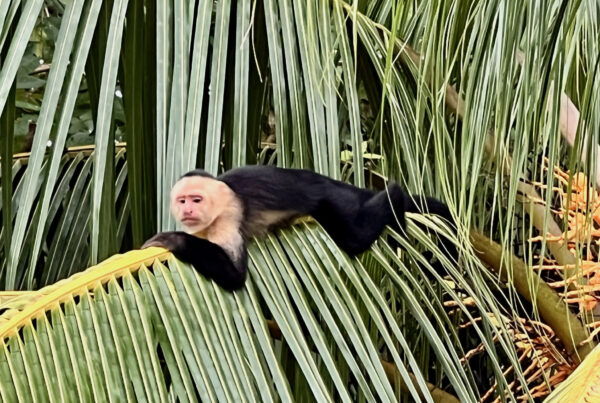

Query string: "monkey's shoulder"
[219, 165, 328, 183]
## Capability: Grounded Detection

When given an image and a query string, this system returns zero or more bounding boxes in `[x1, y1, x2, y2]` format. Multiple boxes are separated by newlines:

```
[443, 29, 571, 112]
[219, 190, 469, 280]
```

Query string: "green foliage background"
[0, 0, 599, 401]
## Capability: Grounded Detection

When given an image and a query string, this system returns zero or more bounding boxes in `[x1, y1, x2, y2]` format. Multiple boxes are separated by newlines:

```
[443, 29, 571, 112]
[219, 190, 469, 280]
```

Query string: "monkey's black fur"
[145, 230, 248, 290]
[144, 166, 456, 291]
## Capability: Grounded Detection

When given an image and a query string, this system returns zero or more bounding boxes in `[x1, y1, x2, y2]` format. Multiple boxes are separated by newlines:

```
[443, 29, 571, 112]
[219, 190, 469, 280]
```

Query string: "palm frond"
[0, 222, 509, 402]
[0, 147, 128, 290]
[545, 343, 600, 403]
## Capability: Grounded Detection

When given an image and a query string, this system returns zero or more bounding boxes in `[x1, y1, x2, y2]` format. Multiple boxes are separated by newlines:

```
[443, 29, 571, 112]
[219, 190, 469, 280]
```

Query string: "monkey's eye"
[192, 197, 203, 203]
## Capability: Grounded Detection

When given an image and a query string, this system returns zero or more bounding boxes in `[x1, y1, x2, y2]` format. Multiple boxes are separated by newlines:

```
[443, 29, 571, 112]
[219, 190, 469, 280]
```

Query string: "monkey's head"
[170, 172, 229, 235]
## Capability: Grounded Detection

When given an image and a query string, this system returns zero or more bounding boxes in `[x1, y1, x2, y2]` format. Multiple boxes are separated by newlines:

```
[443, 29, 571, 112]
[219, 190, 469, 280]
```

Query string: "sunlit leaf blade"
[0, 0, 43, 114]
[316, 1, 341, 180]
[333, 2, 363, 186]
[163, 0, 189, 206]
[262, 0, 292, 168]
[182, 0, 213, 171]
[291, 1, 329, 174]
[230, 0, 251, 168]
[155, 0, 173, 230]
[203, 0, 232, 174]
[277, 0, 308, 168]
[90, 0, 129, 264]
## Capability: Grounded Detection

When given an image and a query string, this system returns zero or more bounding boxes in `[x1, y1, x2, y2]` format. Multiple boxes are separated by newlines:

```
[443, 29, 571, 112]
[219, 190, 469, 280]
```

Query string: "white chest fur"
[197, 191, 245, 264]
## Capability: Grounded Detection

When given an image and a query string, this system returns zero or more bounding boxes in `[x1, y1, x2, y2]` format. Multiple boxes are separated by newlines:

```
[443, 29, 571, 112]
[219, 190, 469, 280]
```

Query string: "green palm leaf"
[0, 224, 473, 402]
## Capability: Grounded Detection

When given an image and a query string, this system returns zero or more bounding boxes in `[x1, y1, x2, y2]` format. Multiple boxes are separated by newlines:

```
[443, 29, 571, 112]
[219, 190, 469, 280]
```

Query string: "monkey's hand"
[142, 231, 186, 250]
[141, 231, 247, 291]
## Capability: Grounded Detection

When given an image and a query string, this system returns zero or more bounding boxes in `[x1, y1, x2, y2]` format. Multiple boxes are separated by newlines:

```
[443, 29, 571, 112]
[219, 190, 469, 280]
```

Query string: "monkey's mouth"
[181, 218, 201, 224]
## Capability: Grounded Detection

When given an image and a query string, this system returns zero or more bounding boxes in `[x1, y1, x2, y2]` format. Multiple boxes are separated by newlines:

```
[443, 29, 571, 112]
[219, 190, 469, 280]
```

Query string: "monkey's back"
[218, 166, 374, 237]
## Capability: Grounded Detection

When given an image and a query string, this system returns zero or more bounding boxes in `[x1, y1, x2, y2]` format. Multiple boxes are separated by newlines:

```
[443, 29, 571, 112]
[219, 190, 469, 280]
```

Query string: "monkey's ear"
[216, 181, 230, 195]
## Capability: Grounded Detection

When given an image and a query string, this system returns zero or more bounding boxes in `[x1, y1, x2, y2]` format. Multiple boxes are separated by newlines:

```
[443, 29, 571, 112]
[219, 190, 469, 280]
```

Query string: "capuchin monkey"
[142, 166, 456, 291]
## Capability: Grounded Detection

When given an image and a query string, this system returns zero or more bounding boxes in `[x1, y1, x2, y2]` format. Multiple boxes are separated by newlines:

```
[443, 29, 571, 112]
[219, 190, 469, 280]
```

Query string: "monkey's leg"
[396, 193, 459, 275]
[344, 185, 409, 253]
[143, 232, 247, 291]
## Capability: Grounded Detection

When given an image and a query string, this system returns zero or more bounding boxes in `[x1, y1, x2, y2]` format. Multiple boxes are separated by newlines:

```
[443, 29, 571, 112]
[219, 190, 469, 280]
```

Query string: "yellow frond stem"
[0, 247, 171, 339]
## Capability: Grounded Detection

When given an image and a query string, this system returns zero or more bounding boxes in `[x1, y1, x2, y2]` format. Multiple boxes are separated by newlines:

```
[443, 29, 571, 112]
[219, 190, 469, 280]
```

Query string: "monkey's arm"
[142, 231, 247, 291]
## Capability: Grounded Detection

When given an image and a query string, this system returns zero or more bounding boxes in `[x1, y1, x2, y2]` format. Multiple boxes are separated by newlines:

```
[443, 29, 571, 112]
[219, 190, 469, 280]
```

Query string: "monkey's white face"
[170, 176, 227, 234]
